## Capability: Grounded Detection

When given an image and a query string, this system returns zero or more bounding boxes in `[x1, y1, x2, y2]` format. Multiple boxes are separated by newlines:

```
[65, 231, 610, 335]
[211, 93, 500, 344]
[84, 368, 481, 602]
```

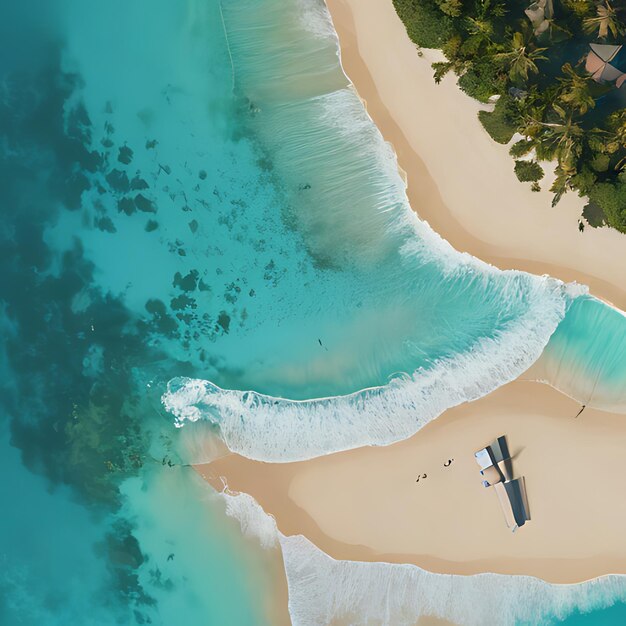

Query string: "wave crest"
[219, 491, 626, 626]
[163, 278, 577, 463]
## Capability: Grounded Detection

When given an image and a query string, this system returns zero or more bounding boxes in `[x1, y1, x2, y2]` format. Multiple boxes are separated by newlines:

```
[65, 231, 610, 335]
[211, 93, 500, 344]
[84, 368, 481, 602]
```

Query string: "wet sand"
[324, 0, 626, 310]
[200, 380, 626, 585]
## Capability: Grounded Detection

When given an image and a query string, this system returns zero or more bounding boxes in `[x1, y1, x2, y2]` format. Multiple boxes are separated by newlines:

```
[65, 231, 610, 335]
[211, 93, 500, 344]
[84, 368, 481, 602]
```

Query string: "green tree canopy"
[494, 30, 548, 82]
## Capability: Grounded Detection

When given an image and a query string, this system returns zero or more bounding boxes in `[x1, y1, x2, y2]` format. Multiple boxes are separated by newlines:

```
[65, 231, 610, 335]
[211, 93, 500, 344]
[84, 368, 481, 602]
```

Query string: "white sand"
[202, 380, 626, 584]
[325, 0, 626, 310]
[195, 2, 626, 620]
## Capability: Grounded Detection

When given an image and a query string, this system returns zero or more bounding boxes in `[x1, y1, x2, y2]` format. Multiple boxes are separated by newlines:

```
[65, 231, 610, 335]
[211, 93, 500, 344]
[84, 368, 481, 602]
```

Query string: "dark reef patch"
[131, 175, 149, 191]
[117, 196, 136, 215]
[217, 311, 231, 333]
[134, 193, 156, 213]
[173, 270, 199, 292]
[96, 216, 117, 233]
[117, 145, 134, 165]
[106, 169, 131, 193]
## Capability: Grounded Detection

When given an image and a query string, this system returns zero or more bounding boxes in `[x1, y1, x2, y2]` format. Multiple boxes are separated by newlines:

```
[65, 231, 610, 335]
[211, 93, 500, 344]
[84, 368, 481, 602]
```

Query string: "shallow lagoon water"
[163, 0, 626, 462]
[0, 426, 269, 625]
[1, 0, 625, 624]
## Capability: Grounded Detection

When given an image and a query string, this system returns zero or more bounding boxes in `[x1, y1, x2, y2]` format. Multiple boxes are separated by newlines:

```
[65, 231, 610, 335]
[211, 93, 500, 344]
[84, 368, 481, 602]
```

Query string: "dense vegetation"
[393, 0, 626, 232]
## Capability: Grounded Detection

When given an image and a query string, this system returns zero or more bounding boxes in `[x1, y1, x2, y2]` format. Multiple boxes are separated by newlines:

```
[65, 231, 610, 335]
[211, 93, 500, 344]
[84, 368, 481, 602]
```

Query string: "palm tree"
[474, 0, 506, 19]
[607, 110, 626, 169]
[520, 105, 586, 189]
[462, 17, 496, 55]
[538, 19, 573, 43]
[518, 103, 588, 206]
[583, 1, 625, 39]
[610, 110, 626, 146]
[550, 162, 577, 206]
[544, 107, 585, 167]
[467, 16, 495, 44]
[558, 63, 595, 114]
[437, 0, 463, 18]
[544, 110, 588, 205]
[495, 30, 548, 82]
[561, 0, 595, 19]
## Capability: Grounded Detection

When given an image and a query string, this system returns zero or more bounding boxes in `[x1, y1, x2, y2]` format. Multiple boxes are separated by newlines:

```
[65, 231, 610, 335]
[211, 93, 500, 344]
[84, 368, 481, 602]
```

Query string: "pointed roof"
[585, 43, 626, 88]
[525, 0, 554, 35]
[589, 43, 621, 63]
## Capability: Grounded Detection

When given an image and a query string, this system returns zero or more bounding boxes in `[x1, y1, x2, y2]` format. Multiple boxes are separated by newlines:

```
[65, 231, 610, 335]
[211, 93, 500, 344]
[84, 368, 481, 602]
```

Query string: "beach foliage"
[393, 0, 455, 48]
[393, 0, 626, 232]
[459, 59, 506, 101]
[588, 180, 626, 230]
[515, 159, 545, 181]
[435, 0, 463, 18]
[494, 30, 548, 82]
[479, 96, 518, 143]
[582, 1, 626, 39]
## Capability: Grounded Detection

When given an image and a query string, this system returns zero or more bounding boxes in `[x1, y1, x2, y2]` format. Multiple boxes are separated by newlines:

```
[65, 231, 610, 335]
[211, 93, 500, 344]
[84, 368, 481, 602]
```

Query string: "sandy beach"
[324, 0, 626, 310]
[200, 380, 626, 585]
[197, 1, 626, 621]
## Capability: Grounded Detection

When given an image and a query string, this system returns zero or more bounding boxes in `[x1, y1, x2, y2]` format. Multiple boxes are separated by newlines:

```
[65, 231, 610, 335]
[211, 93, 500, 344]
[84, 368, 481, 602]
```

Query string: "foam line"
[164, 277, 573, 463]
[219, 491, 626, 626]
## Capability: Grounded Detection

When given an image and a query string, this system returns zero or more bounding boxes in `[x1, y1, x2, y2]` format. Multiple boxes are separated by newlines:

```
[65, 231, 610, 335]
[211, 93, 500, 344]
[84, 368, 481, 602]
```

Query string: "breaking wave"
[219, 491, 626, 626]
[161, 0, 593, 463]
[164, 277, 579, 463]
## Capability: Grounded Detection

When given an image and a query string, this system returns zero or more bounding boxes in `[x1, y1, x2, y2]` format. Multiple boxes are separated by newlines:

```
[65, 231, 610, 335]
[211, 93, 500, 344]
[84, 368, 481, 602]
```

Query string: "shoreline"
[200, 471, 293, 626]
[194, 0, 626, 619]
[200, 380, 626, 585]
[324, 0, 626, 311]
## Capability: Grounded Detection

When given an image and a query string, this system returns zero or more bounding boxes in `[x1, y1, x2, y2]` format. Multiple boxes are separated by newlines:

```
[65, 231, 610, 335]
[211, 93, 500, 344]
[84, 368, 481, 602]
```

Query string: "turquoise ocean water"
[0, 0, 625, 624]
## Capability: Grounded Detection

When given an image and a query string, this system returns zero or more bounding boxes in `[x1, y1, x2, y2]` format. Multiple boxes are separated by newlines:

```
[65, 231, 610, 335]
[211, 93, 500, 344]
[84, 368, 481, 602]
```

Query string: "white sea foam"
[164, 276, 577, 463]
[281, 534, 626, 626]
[169, 0, 626, 621]
[219, 491, 626, 626]
[161, 0, 595, 464]
[220, 490, 279, 550]
[296, 0, 337, 40]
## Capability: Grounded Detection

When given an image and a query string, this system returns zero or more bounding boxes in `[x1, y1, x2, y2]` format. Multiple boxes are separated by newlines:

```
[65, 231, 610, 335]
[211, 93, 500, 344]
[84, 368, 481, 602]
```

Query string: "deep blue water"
[0, 0, 275, 623]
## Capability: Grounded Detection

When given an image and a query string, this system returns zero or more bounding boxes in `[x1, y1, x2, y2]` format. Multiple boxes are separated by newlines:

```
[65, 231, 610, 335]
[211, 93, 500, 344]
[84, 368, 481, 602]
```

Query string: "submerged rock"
[96, 216, 117, 233]
[172, 270, 198, 292]
[117, 145, 133, 165]
[106, 169, 130, 193]
[217, 311, 231, 333]
[117, 197, 136, 215]
[130, 175, 149, 191]
[134, 194, 156, 213]
[170, 294, 196, 311]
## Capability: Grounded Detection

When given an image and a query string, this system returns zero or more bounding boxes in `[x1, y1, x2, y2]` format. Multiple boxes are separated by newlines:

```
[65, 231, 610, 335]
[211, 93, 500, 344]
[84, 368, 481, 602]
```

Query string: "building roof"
[586, 43, 626, 88]
[525, 0, 554, 35]
[474, 435, 530, 532]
